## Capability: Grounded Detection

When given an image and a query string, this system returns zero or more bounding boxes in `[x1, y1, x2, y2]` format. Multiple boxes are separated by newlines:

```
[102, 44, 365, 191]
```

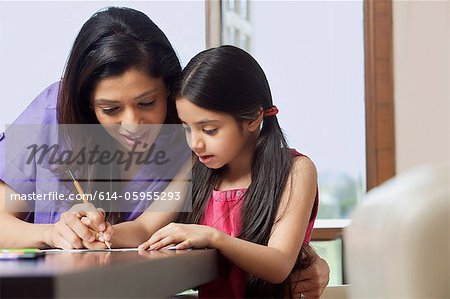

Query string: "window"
[221, 0, 253, 51]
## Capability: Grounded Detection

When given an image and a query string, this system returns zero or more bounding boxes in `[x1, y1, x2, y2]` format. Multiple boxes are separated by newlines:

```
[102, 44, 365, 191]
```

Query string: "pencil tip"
[67, 169, 75, 181]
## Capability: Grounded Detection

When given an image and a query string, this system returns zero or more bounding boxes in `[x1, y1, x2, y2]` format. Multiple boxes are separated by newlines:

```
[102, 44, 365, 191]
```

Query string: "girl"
[138, 45, 319, 298]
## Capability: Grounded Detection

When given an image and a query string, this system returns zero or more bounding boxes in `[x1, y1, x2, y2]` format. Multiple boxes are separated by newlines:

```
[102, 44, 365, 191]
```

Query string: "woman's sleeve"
[0, 82, 60, 195]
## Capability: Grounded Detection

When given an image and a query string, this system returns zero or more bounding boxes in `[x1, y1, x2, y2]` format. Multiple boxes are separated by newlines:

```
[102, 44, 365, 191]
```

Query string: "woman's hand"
[44, 203, 113, 249]
[290, 245, 330, 299]
[138, 222, 219, 251]
[79, 208, 114, 247]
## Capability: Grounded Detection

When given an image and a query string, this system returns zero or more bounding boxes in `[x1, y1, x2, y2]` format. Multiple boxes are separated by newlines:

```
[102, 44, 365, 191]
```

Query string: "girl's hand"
[138, 222, 220, 251]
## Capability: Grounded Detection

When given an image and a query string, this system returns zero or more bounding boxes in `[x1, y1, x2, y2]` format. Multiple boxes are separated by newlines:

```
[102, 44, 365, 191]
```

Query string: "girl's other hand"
[137, 222, 219, 251]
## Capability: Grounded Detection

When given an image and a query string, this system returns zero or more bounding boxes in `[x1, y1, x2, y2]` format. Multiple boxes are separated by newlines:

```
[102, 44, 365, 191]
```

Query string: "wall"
[393, 0, 449, 173]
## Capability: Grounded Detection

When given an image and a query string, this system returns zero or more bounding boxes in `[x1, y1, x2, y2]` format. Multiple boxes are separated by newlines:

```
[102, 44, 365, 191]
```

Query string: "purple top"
[0, 82, 191, 224]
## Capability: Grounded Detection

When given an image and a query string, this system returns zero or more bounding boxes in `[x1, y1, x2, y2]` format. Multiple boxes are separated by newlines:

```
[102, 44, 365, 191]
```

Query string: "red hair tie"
[263, 105, 279, 117]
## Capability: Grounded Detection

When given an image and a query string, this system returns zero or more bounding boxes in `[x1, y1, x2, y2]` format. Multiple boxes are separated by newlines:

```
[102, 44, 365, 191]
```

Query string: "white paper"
[41, 246, 178, 253]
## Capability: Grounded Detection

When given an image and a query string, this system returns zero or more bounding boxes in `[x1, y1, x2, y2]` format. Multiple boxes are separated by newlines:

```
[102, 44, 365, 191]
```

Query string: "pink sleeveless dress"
[198, 150, 319, 298]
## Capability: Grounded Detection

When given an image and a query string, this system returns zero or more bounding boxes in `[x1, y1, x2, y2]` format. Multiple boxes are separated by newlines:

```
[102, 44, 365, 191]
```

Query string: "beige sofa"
[344, 165, 449, 299]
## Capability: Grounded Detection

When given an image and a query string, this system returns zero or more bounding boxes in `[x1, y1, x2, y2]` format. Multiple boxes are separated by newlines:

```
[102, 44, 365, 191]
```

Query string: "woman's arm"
[0, 82, 111, 249]
[0, 181, 52, 248]
[139, 156, 317, 284]
[0, 181, 109, 249]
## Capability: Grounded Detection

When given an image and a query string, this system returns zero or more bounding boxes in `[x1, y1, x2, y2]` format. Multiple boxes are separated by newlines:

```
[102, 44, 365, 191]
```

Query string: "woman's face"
[91, 68, 169, 152]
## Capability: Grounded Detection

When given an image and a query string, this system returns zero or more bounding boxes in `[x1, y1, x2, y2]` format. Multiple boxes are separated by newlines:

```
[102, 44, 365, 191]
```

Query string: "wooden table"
[0, 249, 218, 298]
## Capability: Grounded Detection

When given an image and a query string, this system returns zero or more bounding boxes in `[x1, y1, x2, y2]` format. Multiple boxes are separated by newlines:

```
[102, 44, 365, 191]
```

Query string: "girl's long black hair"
[176, 45, 309, 297]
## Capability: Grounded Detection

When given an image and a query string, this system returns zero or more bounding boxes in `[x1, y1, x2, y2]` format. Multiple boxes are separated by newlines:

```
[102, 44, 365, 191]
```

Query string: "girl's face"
[91, 68, 169, 152]
[176, 98, 259, 169]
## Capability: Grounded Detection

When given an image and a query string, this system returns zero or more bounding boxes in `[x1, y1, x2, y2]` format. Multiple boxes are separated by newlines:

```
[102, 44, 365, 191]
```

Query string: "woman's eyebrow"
[94, 89, 159, 104]
[134, 89, 158, 100]
[94, 99, 120, 104]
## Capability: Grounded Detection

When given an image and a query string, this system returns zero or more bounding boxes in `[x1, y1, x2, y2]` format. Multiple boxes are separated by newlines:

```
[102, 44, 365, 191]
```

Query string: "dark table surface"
[0, 249, 218, 299]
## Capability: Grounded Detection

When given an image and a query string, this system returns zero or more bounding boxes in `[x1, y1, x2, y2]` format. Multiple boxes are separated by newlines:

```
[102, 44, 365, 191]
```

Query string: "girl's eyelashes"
[181, 125, 216, 136]
[203, 128, 217, 135]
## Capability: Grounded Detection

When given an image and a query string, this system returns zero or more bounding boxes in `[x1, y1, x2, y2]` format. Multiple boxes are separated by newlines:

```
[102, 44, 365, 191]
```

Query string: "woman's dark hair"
[55, 7, 182, 224]
[58, 6, 181, 124]
[176, 45, 309, 297]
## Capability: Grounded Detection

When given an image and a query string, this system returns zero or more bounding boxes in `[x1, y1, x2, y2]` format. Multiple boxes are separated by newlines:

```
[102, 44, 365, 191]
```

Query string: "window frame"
[205, 0, 222, 48]
[364, 0, 396, 191]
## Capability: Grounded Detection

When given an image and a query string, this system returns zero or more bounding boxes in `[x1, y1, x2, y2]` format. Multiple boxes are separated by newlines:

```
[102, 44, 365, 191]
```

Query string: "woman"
[0, 7, 329, 298]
